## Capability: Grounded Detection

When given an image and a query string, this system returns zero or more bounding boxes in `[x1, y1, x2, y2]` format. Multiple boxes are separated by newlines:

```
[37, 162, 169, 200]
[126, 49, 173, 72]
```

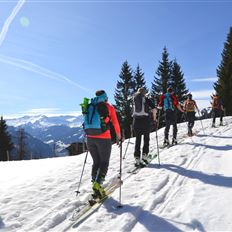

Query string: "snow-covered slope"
[1, 117, 232, 232]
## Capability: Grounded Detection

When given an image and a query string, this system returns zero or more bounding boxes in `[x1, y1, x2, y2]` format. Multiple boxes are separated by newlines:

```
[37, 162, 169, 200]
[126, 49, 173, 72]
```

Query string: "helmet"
[188, 93, 192, 99]
[167, 87, 173, 93]
[138, 87, 147, 95]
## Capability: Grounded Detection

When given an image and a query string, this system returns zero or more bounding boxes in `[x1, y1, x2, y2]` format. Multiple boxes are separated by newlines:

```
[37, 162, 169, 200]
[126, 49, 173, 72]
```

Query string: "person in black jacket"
[132, 87, 157, 167]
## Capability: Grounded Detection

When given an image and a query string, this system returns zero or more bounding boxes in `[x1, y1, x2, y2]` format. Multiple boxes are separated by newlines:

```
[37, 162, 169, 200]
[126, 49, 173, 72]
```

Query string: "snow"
[1, 117, 232, 232]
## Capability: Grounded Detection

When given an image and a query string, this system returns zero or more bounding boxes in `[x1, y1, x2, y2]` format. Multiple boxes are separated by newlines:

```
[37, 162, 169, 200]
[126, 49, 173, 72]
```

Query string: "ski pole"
[198, 110, 205, 135]
[123, 124, 133, 159]
[117, 117, 124, 208]
[156, 109, 161, 166]
[123, 137, 130, 159]
[223, 107, 226, 125]
[75, 149, 88, 196]
[117, 139, 123, 208]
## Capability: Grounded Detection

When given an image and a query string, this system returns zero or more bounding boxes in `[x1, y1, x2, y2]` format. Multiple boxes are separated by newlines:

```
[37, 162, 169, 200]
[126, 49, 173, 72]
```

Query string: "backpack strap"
[89, 103, 96, 124]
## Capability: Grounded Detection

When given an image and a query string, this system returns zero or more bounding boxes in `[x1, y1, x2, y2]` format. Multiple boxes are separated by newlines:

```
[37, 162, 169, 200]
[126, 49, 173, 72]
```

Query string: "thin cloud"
[191, 77, 217, 82]
[25, 108, 60, 115]
[195, 99, 211, 110]
[24, 108, 82, 117]
[0, 0, 26, 46]
[0, 55, 90, 93]
[190, 89, 214, 99]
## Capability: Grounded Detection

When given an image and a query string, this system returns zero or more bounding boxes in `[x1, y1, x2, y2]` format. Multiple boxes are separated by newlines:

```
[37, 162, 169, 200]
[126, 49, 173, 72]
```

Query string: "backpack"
[212, 96, 220, 109]
[185, 99, 195, 112]
[82, 94, 109, 135]
[163, 93, 174, 111]
[133, 93, 149, 117]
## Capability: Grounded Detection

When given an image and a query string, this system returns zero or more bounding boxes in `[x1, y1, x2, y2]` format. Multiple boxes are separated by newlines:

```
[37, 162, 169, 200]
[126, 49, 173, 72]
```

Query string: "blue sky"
[0, 0, 232, 118]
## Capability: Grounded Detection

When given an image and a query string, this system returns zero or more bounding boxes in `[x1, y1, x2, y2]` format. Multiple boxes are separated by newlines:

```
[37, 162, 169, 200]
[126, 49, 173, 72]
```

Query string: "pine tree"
[151, 47, 172, 105]
[133, 64, 148, 93]
[171, 59, 189, 104]
[114, 61, 134, 139]
[0, 116, 13, 161]
[214, 26, 232, 115]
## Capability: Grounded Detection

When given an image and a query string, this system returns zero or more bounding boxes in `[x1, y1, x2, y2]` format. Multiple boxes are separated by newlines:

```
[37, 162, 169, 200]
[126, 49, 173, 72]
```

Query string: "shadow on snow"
[151, 163, 232, 188]
[104, 197, 183, 232]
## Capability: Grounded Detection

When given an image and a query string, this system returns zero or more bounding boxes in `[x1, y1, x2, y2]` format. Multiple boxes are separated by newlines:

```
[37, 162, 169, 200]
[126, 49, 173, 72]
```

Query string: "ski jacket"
[87, 102, 121, 139]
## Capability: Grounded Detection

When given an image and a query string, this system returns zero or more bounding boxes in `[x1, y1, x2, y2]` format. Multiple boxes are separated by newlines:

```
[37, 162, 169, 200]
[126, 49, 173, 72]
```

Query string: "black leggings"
[134, 131, 150, 158]
[186, 112, 196, 130]
[87, 137, 112, 181]
[212, 109, 223, 124]
[164, 110, 177, 140]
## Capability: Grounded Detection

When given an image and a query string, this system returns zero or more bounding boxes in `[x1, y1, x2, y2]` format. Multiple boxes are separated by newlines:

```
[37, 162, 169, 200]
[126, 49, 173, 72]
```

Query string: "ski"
[69, 177, 121, 228]
[127, 153, 157, 174]
[182, 132, 197, 138]
[127, 165, 145, 174]
[159, 144, 171, 149]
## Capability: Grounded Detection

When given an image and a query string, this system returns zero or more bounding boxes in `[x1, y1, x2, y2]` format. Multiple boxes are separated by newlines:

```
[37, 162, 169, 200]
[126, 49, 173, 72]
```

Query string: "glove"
[116, 134, 124, 145]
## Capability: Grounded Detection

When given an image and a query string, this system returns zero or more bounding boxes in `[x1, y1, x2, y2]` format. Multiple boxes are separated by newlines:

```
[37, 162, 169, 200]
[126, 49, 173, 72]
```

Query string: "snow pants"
[164, 110, 177, 140]
[133, 116, 151, 158]
[87, 137, 112, 183]
[186, 111, 196, 131]
[212, 109, 223, 124]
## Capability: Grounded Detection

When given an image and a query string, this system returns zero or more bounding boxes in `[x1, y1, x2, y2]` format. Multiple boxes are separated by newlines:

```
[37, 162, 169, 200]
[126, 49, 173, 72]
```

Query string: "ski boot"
[212, 123, 216, 128]
[134, 158, 146, 168]
[142, 153, 149, 165]
[163, 138, 170, 147]
[188, 128, 193, 136]
[92, 181, 106, 199]
[172, 138, 177, 145]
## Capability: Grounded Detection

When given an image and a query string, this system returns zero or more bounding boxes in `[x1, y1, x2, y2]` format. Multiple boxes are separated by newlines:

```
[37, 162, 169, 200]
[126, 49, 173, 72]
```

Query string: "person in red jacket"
[158, 87, 184, 146]
[86, 90, 121, 198]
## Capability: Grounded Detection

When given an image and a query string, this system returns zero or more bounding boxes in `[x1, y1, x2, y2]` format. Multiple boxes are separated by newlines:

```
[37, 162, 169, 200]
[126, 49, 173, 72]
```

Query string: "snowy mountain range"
[6, 115, 83, 128]
[7, 126, 53, 160]
[6, 115, 85, 157]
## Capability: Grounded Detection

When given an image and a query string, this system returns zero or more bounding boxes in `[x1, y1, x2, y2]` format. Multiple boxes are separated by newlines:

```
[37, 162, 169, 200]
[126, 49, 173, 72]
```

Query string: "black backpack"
[133, 93, 149, 117]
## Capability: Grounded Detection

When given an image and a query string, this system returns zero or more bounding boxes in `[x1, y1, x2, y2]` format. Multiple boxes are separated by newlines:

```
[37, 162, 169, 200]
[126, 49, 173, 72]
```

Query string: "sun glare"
[20, 16, 30, 27]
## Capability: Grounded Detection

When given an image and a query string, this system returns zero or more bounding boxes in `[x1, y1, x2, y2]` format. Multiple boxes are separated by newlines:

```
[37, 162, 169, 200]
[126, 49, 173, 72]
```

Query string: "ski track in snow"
[1, 117, 232, 232]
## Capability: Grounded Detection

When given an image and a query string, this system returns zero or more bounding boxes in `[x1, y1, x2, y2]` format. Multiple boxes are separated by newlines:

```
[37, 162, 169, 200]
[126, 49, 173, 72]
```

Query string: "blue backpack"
[163, 93, 174, 111]
[83, 93, 109, 135]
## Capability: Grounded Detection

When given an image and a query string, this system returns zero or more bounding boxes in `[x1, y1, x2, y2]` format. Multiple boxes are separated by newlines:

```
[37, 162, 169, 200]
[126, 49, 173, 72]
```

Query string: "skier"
[183, 93, 199, 136]
[132, 87, 157, 167]
[211, 93, 224, 127]
[158, 87, 184, 146]
[83, 90, 121, 198]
